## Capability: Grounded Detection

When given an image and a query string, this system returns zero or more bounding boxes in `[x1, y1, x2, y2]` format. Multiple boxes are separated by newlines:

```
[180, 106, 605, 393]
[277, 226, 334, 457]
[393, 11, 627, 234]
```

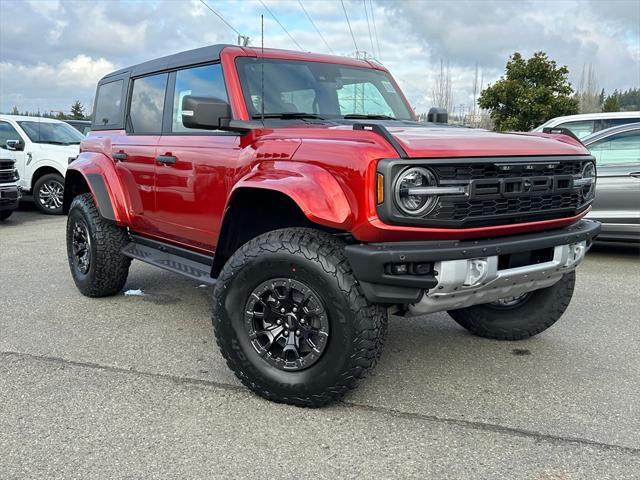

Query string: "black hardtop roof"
[100, 44, 235, 83]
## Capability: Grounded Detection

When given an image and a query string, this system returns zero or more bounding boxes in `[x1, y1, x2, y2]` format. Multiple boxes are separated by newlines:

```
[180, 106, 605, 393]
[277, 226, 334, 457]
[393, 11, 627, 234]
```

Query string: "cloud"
[0, 0, 638, 114]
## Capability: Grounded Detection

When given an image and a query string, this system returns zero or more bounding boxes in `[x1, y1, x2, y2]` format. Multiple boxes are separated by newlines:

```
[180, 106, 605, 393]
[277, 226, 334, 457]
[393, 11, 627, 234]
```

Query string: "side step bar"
[121, 235, 216, 285]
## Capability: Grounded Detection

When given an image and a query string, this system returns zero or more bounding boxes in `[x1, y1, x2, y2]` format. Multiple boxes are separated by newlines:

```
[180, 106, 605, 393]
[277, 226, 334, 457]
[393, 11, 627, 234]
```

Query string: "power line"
[297, 0, 334, 54]
[259, 0, 304, 51]
[198, 0, 243, 37]
[341, 0, 359, 54]
[369, 0, 381, 60]
[363, 0, 375, 58]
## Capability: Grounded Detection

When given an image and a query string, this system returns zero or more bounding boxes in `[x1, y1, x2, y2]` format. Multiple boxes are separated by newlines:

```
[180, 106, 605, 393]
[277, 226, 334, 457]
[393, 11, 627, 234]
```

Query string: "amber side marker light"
[377, 173, 384, 204]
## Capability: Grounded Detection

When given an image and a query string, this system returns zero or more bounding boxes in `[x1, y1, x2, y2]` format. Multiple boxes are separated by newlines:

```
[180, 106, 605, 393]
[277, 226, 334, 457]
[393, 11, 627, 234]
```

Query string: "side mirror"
[181, 95, 231, 130]
[6, 139, 25, 151]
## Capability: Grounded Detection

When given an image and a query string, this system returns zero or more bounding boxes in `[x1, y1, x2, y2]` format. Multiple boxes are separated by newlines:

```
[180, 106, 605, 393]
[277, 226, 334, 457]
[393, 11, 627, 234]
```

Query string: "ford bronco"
[64, 45, 600, 406]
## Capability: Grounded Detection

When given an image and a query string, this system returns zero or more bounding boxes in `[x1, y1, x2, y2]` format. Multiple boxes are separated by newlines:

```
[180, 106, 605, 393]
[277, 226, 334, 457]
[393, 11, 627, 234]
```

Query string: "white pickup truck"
[0, 149, 21, 221]
[0, 115, 83, 214]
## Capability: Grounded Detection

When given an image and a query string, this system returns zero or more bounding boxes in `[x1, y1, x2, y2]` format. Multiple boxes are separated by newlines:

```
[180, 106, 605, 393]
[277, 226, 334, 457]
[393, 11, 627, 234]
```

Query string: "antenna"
[261, 14, 265, 126]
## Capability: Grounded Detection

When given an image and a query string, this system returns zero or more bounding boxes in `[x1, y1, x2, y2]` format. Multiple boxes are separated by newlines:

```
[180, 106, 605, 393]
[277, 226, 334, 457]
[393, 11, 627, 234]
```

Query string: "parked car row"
[0, 148, 21, 221]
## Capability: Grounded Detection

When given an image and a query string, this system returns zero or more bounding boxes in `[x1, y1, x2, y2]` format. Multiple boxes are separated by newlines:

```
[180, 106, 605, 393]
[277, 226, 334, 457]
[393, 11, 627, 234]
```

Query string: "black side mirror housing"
[181, 95, 231, 130]
[6, 139, 25, 151]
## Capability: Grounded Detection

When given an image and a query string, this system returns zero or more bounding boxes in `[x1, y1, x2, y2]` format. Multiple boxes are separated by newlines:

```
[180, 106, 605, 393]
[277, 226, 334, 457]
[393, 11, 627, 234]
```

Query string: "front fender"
[231, 161, 353, 229]
[64, 151, 131, 225]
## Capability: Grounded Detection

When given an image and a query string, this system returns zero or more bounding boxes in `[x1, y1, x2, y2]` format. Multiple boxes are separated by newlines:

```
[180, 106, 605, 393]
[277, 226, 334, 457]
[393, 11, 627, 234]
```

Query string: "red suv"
[64, 45, 600, 406]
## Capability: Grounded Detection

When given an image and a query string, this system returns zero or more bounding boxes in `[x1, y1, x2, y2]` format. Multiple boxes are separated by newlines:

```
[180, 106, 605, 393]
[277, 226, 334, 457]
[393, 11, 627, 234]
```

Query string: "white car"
[0, 115, 83, 214]
[533, 111, 640, 140]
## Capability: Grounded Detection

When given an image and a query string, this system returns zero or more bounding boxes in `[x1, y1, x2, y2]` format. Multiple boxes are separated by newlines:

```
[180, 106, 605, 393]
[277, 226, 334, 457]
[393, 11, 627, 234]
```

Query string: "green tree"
[10, 106, 19, 115]
[602, 95, 620, 112]
[70, 100, 85, 120]
[478, 51, 578, 131]
[55, 111, 66, 120]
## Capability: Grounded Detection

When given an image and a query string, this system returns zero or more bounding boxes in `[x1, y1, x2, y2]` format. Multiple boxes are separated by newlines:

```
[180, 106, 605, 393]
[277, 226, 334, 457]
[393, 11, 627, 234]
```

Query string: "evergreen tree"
[602, 96, 620, 112]
[478, 52, 578, 131]
[70, 100, 85, 120]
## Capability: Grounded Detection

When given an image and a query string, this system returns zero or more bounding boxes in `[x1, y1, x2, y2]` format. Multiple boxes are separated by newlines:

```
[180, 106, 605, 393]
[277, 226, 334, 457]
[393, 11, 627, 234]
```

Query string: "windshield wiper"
[36, 140, 69, 145]
[251, 112, 325, 120]
[343, 114, 396, 120]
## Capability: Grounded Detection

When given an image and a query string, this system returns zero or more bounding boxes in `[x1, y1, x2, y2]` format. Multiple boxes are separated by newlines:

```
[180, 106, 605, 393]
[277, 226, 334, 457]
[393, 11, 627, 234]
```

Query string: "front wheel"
[0, 210, 13, 221]
[448, 271, 575, 340]
[33, 173, 65, 215]
[66, 193, 131, 297]
[212, 228, 388, 407]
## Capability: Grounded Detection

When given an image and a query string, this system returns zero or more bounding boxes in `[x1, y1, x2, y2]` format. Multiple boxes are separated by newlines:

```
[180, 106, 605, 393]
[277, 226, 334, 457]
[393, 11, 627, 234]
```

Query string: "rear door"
[154, 63, 239, 251]
[112, 73, 169, 235]
[588, 129, 640, 232]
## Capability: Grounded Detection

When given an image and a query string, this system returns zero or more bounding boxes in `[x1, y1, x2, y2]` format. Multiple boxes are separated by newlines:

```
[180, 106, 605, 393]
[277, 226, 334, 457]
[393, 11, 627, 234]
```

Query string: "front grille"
[0, 170, 18, 183]
[0, 160, 17, 183]
[432, 160, 584, 180]
[377, 156, 595, 228]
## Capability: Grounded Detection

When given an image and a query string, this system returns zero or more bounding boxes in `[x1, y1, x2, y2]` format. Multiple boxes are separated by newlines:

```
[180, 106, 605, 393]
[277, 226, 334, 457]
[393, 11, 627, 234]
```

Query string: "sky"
[1, 0, 639, 115]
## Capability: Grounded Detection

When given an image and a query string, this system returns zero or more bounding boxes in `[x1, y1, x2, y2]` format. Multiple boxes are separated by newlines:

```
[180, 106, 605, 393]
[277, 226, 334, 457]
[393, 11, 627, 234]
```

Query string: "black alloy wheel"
[245, 278, 330, 371]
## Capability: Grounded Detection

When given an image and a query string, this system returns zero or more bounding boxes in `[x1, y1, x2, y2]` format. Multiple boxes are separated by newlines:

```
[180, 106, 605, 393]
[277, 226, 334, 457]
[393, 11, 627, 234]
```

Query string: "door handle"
[630, 172, 640, 179]
[156, 155, 177, 165]
[113, 152, 128, 161]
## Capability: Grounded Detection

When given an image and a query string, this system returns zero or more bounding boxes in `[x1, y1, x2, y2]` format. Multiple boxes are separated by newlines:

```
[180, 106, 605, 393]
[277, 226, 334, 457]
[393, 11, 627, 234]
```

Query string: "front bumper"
[0, 185, 21, 211]
[345, 219, 601, 307]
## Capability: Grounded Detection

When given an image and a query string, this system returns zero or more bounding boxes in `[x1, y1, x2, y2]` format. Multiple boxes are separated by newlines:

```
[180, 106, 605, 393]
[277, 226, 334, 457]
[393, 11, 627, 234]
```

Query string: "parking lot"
[1, 207, 639, 479]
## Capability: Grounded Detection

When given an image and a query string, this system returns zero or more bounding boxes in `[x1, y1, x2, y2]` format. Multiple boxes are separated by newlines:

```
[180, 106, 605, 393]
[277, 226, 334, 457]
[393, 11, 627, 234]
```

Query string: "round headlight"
[581, 162, 596, 200]
[394, 167, 438, 216]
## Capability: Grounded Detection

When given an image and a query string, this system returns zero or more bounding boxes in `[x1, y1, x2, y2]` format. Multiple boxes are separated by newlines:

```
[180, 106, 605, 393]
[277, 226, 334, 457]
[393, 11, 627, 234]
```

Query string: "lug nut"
[300, 318, 306, 324]
[292, 307, 297, 313]
[283, 330, 289, 336]
[296, 330, 301, 336]
[280, 308, 285, 313]
[276, 319, 282, 325]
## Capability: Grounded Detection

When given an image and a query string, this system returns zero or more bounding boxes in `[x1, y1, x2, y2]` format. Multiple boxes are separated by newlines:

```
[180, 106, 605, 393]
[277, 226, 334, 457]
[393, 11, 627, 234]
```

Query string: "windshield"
[17, 121, 85, 145]
[236, 58, 413, 120]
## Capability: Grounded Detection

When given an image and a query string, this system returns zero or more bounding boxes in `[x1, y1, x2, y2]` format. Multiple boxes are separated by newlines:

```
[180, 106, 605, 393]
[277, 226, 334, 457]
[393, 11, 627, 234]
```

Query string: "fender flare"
[63, 152, 130, 224]
[230, 161, 354, 229]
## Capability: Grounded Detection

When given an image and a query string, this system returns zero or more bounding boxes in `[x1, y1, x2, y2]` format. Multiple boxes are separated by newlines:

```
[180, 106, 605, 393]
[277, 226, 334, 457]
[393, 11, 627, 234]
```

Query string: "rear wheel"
[33, 173, 65, 215]
[448, 271, 575, 340]
[66, 193, 131, 297]
[213, 228, 388, 407]
[0, 210, 13, 221]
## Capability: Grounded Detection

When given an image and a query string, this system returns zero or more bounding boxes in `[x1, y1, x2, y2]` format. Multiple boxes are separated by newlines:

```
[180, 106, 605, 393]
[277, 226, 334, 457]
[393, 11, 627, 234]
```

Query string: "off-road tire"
[33, 172, 65, 215]
[212, 228, 388, 407]
[0, 210, 12, 221]
[448, 271, 575, 340]
[66, 193, 131, 297]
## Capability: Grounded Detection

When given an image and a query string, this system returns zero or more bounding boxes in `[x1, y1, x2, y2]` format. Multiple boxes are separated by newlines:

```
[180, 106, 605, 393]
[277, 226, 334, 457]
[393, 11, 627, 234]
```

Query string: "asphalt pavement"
[1, 207, 639, 479]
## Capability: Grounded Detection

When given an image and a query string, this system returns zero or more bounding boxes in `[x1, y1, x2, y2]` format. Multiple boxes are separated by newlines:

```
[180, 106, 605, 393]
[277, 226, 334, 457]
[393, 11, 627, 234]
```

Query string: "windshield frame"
[234, 57, 415, 122]
[17, 120, 85, 145]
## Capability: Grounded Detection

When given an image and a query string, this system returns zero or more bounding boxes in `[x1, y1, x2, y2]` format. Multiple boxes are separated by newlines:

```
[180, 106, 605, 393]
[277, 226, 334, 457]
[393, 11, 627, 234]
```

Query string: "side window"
[589, 131, 640, 165]
[94, 80, 124, 128]
[604, 118, 640, 129]
[0, 121, 22, 149]
[129, 73, 168, 134]
[558, 120, 594, 139]
[172, 64, 227, 132]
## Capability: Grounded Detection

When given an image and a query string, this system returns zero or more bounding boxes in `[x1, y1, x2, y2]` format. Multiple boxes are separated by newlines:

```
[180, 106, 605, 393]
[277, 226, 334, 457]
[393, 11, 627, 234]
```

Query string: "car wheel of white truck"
[448, 271, 575, 340]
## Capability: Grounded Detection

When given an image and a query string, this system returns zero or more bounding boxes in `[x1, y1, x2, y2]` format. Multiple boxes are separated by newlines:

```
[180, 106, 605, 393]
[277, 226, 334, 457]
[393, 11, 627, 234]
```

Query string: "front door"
[154, 63, 238, 251]
[0, 120, 27, 190]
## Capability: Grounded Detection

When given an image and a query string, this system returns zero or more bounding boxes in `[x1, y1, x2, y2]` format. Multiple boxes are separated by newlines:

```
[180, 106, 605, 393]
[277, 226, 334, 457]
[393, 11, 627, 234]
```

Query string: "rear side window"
[172, 64, 227, 132]
[603, 118, 640, 129]
[94, 80, 124, 128]
[129, 73, 168, 134]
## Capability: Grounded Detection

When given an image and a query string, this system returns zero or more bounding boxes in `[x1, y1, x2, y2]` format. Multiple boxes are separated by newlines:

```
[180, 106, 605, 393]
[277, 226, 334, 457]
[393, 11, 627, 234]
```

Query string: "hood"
[382, 125, 589, 158]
